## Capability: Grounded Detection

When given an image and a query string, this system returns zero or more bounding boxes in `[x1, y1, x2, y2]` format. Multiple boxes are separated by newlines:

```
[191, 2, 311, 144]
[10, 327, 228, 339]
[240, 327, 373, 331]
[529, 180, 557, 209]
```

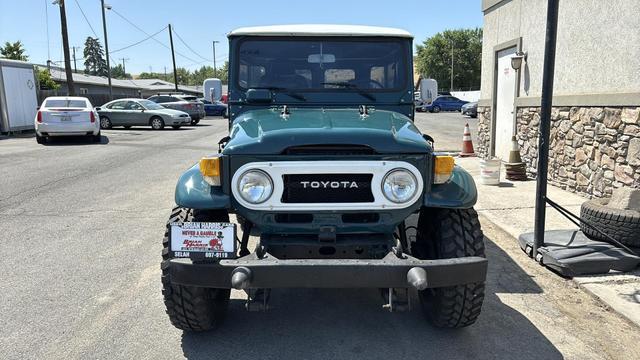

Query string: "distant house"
[48, 67, 141, 99]
[44, 66, 216, 105]
[129, 79, 204, 98]
[477, 0, 640, 198]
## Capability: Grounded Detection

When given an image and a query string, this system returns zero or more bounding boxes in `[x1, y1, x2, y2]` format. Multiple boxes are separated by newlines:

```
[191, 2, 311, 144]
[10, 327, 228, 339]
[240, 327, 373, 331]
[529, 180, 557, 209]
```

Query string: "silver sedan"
[97, 99, 192, 130]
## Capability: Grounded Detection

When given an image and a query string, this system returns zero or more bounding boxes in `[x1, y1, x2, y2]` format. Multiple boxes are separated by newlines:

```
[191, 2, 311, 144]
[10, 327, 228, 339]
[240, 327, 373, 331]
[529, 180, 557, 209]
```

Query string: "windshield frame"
[233, 36, 410, 94]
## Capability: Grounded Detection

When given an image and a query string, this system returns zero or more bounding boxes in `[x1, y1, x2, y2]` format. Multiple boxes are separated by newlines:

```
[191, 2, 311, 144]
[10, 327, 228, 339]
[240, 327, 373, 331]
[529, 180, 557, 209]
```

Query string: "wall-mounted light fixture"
[511, 51, 528, 70]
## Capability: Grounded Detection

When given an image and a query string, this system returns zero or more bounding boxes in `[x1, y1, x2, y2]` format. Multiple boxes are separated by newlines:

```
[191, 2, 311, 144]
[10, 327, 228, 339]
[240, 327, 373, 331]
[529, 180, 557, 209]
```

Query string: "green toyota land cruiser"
[162, 25, 487, 331]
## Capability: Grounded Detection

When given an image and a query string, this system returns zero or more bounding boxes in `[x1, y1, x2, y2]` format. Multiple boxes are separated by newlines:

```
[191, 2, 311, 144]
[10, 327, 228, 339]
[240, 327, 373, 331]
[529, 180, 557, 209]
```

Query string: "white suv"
[35, 96, 101, 144]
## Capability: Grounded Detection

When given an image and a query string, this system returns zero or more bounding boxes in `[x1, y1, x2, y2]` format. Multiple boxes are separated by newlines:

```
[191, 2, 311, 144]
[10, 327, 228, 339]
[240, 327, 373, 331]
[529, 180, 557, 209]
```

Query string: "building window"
[79, 88, 89, 95]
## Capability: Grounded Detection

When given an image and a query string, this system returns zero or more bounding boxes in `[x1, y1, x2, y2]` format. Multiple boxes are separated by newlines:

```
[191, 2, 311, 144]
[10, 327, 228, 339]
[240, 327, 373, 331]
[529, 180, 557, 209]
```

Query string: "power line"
[109, 8, 199, 64]
[72, 0, 99, 38]
[172, 26, 212, 62]
[110, 26, 168, 53]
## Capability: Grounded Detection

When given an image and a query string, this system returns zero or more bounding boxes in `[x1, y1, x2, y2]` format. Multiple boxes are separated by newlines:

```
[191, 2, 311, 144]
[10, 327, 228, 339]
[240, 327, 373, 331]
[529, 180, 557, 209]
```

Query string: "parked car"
[461, 101, 478, 118]
[199, 98, 228, 117]
[147, 94, 206, 125]
[97, 99, 191, 130]
[34, 96, 100, 144]
[423, 95, 468, 113]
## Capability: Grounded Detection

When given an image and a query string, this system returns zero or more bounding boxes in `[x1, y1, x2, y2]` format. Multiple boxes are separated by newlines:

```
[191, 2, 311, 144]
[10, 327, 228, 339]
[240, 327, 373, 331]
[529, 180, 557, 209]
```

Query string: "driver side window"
[108, 101, 126, 110]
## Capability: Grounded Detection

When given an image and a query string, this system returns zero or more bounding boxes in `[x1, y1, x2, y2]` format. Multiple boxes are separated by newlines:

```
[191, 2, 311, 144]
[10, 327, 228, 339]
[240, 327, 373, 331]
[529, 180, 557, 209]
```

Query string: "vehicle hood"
[223, 108, 432, 155]
[154, 108, 188, 117]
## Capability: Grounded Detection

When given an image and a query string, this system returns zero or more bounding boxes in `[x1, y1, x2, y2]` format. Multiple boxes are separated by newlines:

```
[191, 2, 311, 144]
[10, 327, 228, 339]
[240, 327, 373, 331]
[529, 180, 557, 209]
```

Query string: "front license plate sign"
[170, 222, 235, 259]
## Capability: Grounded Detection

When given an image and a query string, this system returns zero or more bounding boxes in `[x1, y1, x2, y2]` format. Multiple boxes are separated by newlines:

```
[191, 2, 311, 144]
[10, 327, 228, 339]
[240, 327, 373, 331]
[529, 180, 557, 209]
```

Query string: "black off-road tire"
[161, 206, 231, 331]
[412, 207, 486, 328]
[580, 199, 640, 247]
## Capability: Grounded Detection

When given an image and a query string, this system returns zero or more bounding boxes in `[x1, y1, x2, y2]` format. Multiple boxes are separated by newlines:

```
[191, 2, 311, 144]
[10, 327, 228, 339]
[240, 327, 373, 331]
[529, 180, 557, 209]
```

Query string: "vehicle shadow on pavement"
[42, 135, 110, 145]
[180, 238, 563, 360]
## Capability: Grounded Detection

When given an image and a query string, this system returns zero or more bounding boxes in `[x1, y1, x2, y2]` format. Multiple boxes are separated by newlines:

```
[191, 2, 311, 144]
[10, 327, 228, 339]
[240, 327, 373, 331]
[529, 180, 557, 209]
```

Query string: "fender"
[174, 164, 230, 209]
[423, 165, 478, 209]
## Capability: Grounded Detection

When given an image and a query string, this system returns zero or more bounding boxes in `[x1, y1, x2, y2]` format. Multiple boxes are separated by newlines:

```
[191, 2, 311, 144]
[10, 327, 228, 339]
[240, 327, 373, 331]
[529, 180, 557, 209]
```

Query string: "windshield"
[139, 99, 165, 110]
[237, 39, 407, 91]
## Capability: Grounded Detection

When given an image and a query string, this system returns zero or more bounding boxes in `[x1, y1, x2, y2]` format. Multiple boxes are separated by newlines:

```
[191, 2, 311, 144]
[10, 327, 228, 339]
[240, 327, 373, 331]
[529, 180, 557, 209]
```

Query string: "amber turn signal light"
[434, 156, 455, 184]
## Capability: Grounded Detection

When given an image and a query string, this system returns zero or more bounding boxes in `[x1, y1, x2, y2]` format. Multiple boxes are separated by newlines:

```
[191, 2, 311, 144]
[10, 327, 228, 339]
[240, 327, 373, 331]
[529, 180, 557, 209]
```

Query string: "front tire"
[171, 125, 181, 130]
[162, 206, 231, 331]
[190, 118, 200, 126]
[412, 207, 485, 328]
[150, 117, 165, 130]
[432, 105, 441, 113]
[36, 134, 47, 144]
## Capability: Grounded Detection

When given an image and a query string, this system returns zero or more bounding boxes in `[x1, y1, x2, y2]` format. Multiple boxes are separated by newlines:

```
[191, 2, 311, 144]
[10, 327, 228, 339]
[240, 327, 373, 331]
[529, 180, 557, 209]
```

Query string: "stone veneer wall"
[476, 106, 640, 198]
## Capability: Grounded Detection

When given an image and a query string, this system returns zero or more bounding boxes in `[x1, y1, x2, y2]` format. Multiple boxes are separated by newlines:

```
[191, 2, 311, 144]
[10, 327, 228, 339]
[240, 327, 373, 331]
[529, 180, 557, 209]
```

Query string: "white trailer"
[0, 59, 39, 133]
[418, 78, 438, 105]
[202, 78, 222, 103]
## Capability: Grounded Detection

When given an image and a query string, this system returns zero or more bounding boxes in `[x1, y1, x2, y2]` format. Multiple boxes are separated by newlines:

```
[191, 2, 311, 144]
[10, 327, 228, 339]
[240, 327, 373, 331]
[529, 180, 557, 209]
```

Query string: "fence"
[38, 90, 132, 107]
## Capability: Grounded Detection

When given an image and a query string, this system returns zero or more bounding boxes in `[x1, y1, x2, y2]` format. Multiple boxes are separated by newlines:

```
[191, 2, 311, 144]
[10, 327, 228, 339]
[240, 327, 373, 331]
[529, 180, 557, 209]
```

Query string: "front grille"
[283, 145, 376, 155]
[281, 174, 374, 203]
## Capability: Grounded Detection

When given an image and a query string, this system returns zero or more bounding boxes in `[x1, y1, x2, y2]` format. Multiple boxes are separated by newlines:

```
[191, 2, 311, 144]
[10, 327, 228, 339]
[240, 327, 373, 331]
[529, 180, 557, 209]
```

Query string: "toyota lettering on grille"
[300, 181, 359, 189]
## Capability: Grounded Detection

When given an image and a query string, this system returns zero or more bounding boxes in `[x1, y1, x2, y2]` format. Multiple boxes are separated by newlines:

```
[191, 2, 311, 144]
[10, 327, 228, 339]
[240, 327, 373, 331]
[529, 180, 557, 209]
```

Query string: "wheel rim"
[152, 118, 162, 129]
[100, 117, 110, 128]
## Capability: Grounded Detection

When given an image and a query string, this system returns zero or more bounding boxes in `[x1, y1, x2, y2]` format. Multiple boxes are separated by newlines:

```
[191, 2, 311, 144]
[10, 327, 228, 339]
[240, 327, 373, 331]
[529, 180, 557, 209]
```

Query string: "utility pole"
[164, 66, 167, 81]
[212, 40, 220, 75]
[55, 0, 75, 95]
[119, 57, 129, 76]
[168, 24, 179, 91]
[100, 0, 113, 100]
[450, 40, 454, 92]
[72, 46, 78, 73]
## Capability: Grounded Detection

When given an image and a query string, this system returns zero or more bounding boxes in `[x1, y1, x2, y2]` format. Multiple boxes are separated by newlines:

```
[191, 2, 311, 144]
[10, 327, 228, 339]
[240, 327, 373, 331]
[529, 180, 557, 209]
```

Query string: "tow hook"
[407, 267, 428, 290]
[231, 266, 252, 289]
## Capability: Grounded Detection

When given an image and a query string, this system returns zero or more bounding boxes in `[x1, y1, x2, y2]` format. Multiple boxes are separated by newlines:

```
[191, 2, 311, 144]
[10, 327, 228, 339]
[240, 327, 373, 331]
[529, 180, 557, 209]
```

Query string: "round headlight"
[238, 170, 273, 204]
[382, 169, 418, 203]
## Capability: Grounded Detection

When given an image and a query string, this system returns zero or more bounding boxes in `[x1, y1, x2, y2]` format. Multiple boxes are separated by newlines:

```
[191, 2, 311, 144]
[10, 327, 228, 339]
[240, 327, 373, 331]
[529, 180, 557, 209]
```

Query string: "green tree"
[83, 37, 108, 76]
[190, 65, 215, 86]
[110, 64, 131, 79]
[213, 61, 229, 84]
[36, 68, 59, 90]
[415, 28, 482, 92]
[0, 41, 28, 61]
[174, 67, 191, 85]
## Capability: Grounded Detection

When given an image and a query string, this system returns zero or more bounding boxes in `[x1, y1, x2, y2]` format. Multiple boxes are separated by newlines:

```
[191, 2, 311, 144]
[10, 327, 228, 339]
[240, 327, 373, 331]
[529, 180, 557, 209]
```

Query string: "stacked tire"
[580, 198, 640, 248]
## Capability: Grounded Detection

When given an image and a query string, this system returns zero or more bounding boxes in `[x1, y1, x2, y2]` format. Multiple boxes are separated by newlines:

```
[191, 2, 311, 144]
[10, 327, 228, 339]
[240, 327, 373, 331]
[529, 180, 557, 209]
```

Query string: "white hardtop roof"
[228, 24, 413, 38]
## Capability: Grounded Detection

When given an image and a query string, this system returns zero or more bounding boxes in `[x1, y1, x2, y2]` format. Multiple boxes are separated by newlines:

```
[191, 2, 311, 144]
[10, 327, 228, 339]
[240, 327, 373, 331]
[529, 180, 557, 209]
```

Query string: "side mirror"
[94, 107, 101, 111]
[245, 89, 272, 104]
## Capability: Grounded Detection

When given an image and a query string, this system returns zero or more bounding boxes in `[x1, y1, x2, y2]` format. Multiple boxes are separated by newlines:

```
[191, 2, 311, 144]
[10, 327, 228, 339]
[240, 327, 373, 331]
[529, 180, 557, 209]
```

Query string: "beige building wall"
[480, 0, 640, 106]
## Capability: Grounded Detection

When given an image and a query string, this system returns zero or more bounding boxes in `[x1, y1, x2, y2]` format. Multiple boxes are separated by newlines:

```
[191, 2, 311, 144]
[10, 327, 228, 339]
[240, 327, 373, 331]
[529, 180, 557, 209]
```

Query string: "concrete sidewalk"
[456, 157, 640, 328]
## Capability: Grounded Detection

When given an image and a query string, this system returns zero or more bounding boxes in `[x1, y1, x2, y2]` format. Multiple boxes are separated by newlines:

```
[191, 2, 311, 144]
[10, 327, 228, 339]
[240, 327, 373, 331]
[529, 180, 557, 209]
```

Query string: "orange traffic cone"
[459, 123, 476, 157]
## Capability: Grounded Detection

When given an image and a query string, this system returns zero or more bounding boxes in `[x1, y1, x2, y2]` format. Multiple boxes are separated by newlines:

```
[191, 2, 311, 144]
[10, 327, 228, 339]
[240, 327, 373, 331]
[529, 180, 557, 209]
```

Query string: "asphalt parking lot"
[1, 114, 639, 360]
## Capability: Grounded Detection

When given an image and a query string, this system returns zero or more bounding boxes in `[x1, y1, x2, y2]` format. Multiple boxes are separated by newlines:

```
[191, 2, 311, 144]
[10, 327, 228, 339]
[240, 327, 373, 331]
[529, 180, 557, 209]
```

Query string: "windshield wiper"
[320, 82, 376, 101]
[252, 87, 307, 101]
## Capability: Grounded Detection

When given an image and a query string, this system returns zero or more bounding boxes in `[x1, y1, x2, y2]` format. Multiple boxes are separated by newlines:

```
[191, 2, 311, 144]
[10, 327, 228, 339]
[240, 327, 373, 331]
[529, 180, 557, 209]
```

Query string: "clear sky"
[0, 0, 483, 74]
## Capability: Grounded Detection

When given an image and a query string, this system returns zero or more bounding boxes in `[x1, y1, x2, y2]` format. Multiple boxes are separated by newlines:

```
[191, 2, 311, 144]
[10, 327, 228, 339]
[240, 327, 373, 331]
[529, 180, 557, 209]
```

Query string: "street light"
[101, 0, 113, 100]
[511, 51, 528, 70]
